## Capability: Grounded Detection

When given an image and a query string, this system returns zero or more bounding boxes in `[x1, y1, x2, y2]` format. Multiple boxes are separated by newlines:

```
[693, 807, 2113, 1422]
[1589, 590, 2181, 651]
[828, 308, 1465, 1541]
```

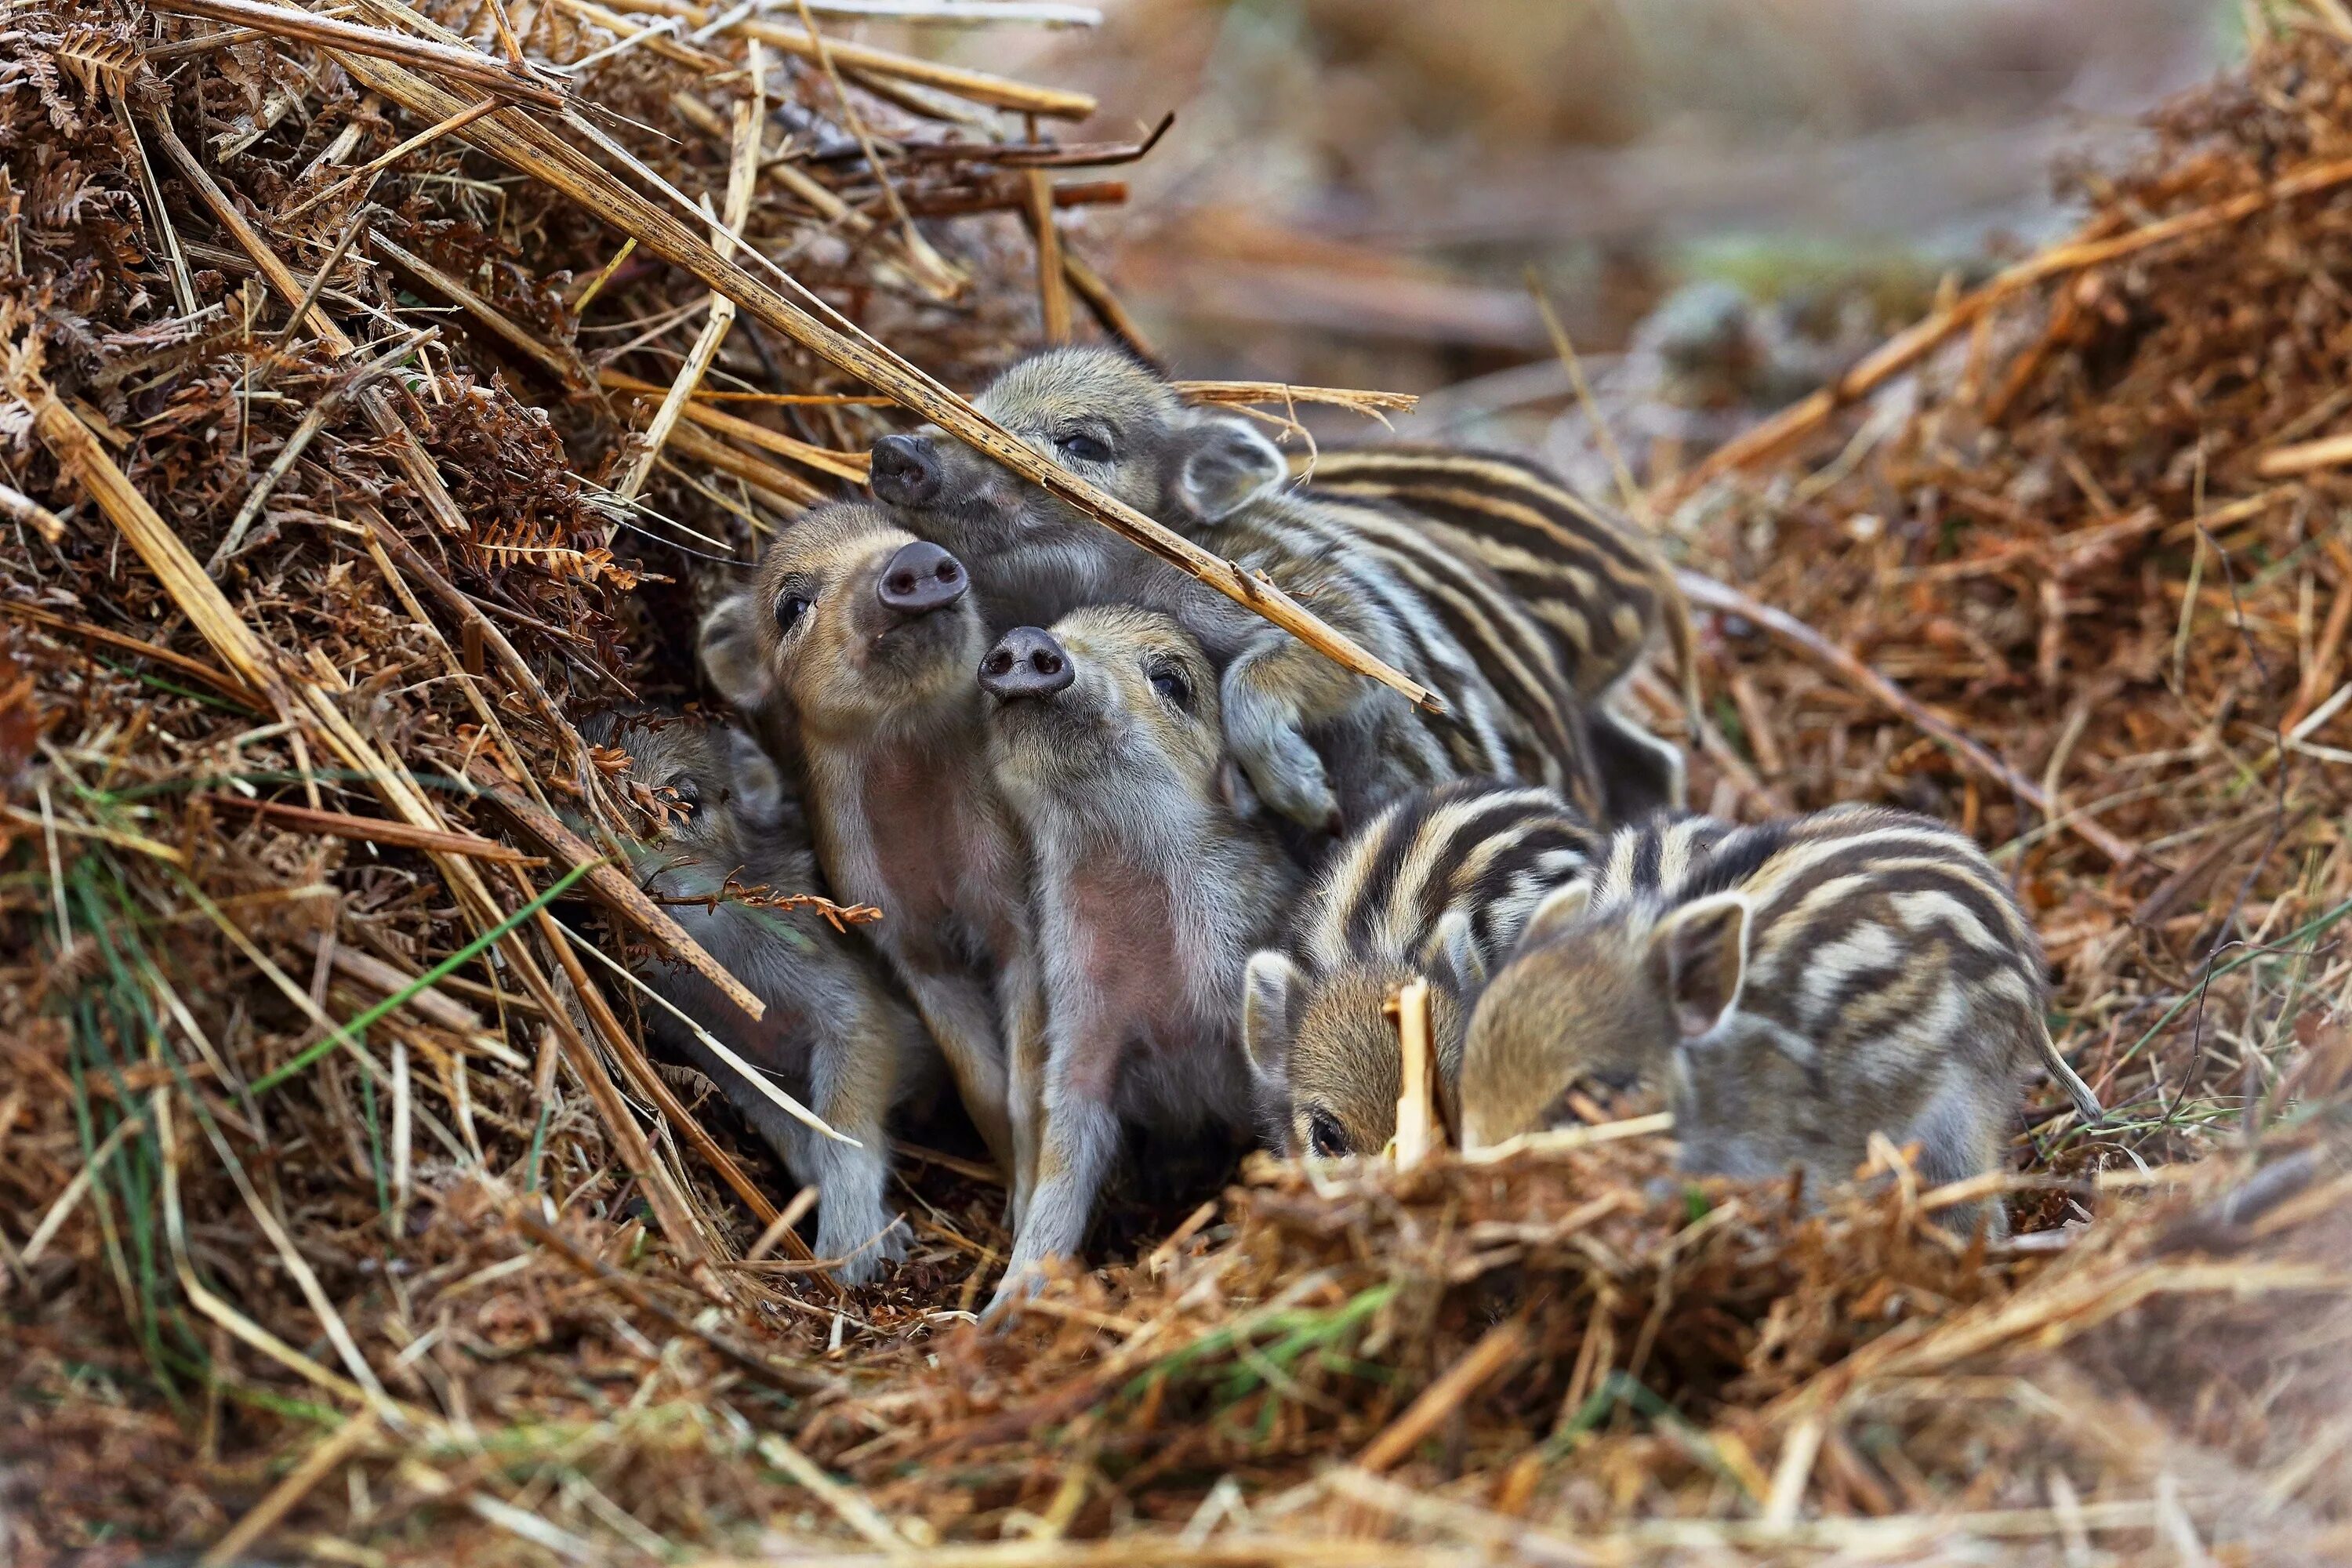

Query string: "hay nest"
[2, 2, 2350, 1564]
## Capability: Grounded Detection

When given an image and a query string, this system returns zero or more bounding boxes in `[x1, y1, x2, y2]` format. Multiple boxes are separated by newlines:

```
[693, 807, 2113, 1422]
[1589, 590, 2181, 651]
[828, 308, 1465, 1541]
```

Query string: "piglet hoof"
[819, 1210, 909, 1287]
[1236, 734, 1338, 834]
[978, 1259, 1047, 1330]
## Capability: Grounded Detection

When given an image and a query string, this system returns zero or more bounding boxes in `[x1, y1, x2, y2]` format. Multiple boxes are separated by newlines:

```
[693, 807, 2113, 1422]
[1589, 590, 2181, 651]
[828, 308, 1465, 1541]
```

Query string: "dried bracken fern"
[0, 2, 2350, 1566]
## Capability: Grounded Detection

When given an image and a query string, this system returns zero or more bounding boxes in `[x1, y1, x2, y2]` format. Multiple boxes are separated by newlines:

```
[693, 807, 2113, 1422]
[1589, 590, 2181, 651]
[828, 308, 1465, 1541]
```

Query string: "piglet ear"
[1217, 757, 1264, 821]
[1242, 949, 1302, 1084]
[1174, 414, 1285, 524]
[721, 728, 787, 822]
[698, 593, 771, 714]
[1647, 892, 1750, 1039]
[1417, 909, 1487, 994]
[1515, 879, 1592, 953]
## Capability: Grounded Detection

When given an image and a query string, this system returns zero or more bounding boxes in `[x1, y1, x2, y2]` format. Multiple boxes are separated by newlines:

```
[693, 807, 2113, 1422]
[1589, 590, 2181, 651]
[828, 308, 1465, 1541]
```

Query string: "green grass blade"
[249, 858, 597, 1095]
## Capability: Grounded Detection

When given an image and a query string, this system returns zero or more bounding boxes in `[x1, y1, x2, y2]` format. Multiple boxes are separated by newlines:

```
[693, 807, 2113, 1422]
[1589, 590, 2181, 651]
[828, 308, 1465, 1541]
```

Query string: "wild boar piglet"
[1242, 780, 1599, 1160]
[1460, 805, 2104, 1233]
[699, 501, 1037, 1184]
[980, 605, 1301, 1313]
[590, 710, 936, 1282]
[871, 346, 1607, 834]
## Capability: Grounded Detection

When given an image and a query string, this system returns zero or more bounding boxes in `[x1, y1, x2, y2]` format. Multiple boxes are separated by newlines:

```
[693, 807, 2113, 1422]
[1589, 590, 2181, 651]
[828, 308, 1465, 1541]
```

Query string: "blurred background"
[862, 0, 2238, 484]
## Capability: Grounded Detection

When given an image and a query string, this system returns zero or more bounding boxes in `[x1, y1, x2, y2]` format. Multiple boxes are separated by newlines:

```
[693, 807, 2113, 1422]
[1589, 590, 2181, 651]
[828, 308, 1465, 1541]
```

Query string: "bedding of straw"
[3, 1, 2350, 1564]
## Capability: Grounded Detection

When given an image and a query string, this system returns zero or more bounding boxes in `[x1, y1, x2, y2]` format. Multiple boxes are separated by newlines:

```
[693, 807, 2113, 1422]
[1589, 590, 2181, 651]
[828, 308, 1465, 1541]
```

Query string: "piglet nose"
[869, 434, 940, 506]
[876, 539, 967, 615]
[978, 627, 1074, 700]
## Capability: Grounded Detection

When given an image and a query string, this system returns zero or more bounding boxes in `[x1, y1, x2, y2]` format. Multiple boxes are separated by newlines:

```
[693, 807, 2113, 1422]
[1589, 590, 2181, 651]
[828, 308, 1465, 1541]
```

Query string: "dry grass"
[2, 2, 2350, 1565]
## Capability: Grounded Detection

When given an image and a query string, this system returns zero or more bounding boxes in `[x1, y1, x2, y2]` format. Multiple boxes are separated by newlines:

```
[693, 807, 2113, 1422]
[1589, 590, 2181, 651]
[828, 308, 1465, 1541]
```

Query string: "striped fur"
[1294, 446, 1683, 700]
[1297, 446, 1697, 819]
[1241, 779, 1599, 1159]
[1461, 804, 2103, 1232]
[867, 348, 1610, 831]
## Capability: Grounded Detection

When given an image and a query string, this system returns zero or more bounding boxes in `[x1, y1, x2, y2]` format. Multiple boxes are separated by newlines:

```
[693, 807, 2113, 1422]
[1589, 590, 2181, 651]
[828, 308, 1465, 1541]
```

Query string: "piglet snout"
[876, 539, 967, 615]
[979, 627, 1073, 700]
[868, 434, 941, 506]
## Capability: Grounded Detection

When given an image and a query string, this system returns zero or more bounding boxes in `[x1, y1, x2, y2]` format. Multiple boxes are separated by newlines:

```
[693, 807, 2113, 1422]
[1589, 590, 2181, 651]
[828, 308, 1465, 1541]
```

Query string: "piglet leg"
[895, 965, 1016, 1179]
[984, 1059, 1120, 1323]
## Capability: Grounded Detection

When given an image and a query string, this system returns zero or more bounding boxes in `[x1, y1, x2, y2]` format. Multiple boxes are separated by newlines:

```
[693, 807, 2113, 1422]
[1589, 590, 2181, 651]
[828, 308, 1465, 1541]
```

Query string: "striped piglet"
[1243, 780, 1599, 1158]
[1459, 805, 2103, 1231]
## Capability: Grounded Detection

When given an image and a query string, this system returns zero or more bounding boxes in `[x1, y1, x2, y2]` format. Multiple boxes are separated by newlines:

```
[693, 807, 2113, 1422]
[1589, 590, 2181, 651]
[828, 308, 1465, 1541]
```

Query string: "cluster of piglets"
[602, 348, 2099, 1311]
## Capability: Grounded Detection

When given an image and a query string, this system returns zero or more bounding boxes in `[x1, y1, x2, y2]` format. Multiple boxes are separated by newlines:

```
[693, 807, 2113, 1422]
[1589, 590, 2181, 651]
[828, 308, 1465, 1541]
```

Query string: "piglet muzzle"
[876, 539, 968, 616]
[978, 626, 1074, 700]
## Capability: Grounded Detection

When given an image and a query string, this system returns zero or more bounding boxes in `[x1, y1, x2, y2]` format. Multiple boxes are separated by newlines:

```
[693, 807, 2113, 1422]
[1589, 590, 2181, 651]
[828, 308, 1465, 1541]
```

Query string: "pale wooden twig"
[604, 0, 1096, 116]
[332, 51, 1442, 713]
[2258, 430, 2352, 477]
[147, 0, 570, 105]
[1460, 1110, 1675, 1165]
[1388, 978, 1436, 1169]
[0, 481, 67, 543]
[603, 368, 866, 480]
[1175, 379, 1417, 415]
[1023, 170, 1072, 343]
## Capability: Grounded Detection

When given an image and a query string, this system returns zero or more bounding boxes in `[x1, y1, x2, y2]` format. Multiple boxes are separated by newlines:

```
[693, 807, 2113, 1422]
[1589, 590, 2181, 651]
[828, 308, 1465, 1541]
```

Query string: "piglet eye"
[1306, 1108, 1348, 1158]
[662, 775, 701, 822]
[775, 593, 813, 635]
[1057, 430, 1112, 464]
[1148, 665, 1191, 709]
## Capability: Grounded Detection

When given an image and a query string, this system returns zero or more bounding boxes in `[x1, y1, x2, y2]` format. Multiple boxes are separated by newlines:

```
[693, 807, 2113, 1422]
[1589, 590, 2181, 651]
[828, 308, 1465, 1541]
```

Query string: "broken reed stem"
[601, 368, 865, 479]
[1388, 979, 1436, 1169]
[148, 0, 570, 105]
[1176, 380, 1419, 415]
[1675, 568, 2137, 866]
[601, 0, 1098, 116]
[1023, 169, 1073, 343]
[332, 50, 1443, 713]
[611, 43, 765, 510]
